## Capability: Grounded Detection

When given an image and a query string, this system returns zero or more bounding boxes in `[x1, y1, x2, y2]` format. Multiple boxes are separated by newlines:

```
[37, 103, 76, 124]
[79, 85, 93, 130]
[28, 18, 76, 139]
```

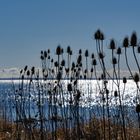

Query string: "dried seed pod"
[61, 60, 65, 66]
[136, 104, 140, 113]
[44, 51, 47, 58]
[123, 37, 129, 48]
[27, 70, 30, 76]
[56, 45, 61, 55]
[123, 77, 127, 84]
[98, 52, 104, 59]
[131, 32, 137, 47]
[67, 83, 72, 91]
[112, 57, 117, 65]
[109, 39, 116, 50]
[134, 73, 139, 83]
[114, 90, 118, 97]
[117, 47, 122, 55]
[79, 49, 82, 54]
[85, 50, 89, 57]
[92, 59, 97, 66]
[94, 29, 101, 40]
[67, 46, 71, 54]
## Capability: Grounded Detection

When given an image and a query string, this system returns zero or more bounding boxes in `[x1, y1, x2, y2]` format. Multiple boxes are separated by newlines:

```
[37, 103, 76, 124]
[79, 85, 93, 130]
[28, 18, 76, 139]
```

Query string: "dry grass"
[1, 117, 140, 140]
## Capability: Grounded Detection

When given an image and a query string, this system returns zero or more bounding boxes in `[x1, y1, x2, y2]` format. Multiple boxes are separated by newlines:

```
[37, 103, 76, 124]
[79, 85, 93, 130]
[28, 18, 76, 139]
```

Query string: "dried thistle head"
[123, 77, 127, 84]
[94, 29, 101, 40]
[109, 39, 116, 50]
[131, 32, 137, 47]
[44, 51, 47, 58]
[114, 90, 118, 97]
[116, 47, 122, 55]
[134, 73, 139, 83]
[56, 45, 61, 55]
[85, 49, 89, 57]
[67, 46, 71, 54]
[92, 59, 97, 66]
[112, 57, 117, 65]
[123, 37, 129, 48]
[79, 49, 82, 54]
[136, 104, 140, 113]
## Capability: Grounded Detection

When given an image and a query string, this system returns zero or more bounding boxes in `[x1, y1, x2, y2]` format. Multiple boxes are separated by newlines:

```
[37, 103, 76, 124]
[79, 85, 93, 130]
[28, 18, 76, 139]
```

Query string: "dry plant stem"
[132, 46, 140, 74]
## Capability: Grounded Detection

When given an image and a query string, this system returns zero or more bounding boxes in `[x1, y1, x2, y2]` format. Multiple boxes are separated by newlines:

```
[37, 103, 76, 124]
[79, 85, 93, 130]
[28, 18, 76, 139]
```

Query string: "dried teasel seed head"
[136, 104, 140, 113]
[56, 45, 61, 55]
[61, 60, 65, 66]
[123, 77, 127, 84]
[91, 53, 94, 59]
[112, 57, 117, 65]
[109, 39, 116, 50]
[116, 47, 122, 55]
[94, 29, 101, 40]
[114, 90, 118, 97]
[123, 37, 129, 48]
[24, 65, 28, 72]
[67, 83, 72, 91]
[98, 52, 104, 59]
[131, 32, 137, 47]
[67, 46, 71, 54]
[44, 51, 47, 58]
[85, 50, 89, 57]
[27, 70, 30, 76]
[92, 59, 97, 66]
[134, 73, 139, 83]
[79, 49, 82, 54]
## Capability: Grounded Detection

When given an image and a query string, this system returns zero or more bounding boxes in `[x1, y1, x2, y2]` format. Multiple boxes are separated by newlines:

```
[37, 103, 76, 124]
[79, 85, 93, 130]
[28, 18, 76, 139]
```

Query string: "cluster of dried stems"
[1, 30, 140, 140]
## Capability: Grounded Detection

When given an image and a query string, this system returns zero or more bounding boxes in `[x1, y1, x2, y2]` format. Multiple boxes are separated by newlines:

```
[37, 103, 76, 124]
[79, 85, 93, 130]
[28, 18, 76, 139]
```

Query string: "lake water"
[0, 79, 139, 127]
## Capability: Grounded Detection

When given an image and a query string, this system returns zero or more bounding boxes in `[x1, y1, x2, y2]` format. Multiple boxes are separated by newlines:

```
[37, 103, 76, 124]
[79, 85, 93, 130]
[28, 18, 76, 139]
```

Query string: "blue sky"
[0, 0, 140, 68]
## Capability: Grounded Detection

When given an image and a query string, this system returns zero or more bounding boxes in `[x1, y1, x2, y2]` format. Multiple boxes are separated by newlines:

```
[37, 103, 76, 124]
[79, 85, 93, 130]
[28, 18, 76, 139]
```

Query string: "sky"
[0, 0, 140, 69]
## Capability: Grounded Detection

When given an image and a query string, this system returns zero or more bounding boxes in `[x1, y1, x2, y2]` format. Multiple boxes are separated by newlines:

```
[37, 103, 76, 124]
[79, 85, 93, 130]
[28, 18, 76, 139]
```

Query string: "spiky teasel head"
[85, 49, 89, 57]
[94, 29, 104, 40]
[91, 68, 93, 73]
[109, 39, 116, 50]
[91, 53, 94, 59]
[116, 47, 122, 55]
[92, 59, 97, 66]
[131, 31, 137, 47]
[136, 104, 140, 113]
[54, 61, 58, 67]
[67, 46, 71, 54]
[114, 90, 118, 97]
[123, 37, 129, 48]
[77, 55, 82, 64]
[79, 49, 82, 54]
[47, 49, 50, 54]
[27, 70, 30, 76]
[134, 73, 139, 83]
[123, 77, 127, 84]
[61, 60, 65, 67]
[24, 65, 28, 72]
[67, 83, 72, 91]
[112, 57, 117, 65]
[94, 29, 101, 40]
[56, 45, 61, 55]
[44, 50, 47, 58]
[98, 52, 104, 59]
[31, 67, 35, 75]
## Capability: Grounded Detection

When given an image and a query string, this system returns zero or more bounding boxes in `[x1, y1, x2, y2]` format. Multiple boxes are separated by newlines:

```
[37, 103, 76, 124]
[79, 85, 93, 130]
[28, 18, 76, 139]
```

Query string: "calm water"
[0, 79, 138, 127]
